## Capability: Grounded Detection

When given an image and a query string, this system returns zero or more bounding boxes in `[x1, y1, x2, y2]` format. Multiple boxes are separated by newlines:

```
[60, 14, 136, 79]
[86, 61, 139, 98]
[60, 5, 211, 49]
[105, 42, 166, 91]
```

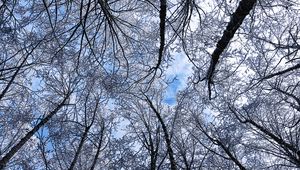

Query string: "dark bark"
[203, 132, 245, 169]
[154, 0, 167, 70]
[69, 96, 99, 170]
[246, 119, 300, 167]
[68, 126, 91, 170]
[0, 42, 41, 101]
[0, 95, 69, 169]
[206, 0, 257, 99]
[216, 140, 246, 170]
[149, 126, 160, 170]
[194, 115, 246, 170]
[262, 63, 300, 80]
[229, 107, 300, 167]
[90, 121, 105, 170]
[139, 116, 160, 170]
[145, 96, 177, 170]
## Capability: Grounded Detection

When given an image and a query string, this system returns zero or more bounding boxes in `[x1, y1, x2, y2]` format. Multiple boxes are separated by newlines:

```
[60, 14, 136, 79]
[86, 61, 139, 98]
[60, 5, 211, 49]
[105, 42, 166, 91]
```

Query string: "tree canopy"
[0, 0, 300, 169]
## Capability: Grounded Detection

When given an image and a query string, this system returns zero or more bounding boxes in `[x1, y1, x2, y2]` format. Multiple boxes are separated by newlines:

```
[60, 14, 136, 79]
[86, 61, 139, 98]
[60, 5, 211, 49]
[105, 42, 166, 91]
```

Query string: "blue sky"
[164, 52, 193, 105]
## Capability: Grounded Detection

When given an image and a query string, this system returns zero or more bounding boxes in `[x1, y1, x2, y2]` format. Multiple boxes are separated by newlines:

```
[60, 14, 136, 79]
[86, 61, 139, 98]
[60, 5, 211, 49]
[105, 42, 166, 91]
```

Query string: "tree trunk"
[146, 96, 177, 170]
[0, 95, 69, 169]
[206, 0, 257, 99]
[68, 125, 91, 170]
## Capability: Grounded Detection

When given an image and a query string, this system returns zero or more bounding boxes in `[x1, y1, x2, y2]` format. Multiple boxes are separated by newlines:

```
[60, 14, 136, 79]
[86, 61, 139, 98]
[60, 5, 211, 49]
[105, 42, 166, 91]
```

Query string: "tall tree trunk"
[154, 0, 167, 70]
[0, 42, 40, 101]
[146, 96, 177, 170]
[206, 0, 257, 99]
[0, 95, 69, 169]
[68, 125, 91, 170]
[90, 121, 105, 170]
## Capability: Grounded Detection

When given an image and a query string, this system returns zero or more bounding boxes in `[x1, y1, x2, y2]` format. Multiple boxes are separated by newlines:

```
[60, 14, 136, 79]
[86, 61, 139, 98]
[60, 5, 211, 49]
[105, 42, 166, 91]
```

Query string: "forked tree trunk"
[146, 96, 177, 170]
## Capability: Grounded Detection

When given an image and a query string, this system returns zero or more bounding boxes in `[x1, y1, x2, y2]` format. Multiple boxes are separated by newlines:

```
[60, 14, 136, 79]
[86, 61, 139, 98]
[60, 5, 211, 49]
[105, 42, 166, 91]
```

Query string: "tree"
[1, 0, 300, 169]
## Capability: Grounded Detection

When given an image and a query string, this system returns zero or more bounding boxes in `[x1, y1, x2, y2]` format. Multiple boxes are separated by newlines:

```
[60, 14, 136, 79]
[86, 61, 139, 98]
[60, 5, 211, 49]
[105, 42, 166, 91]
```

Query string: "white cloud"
[165, 52, 193, 87]
[164, 52, 193, 105]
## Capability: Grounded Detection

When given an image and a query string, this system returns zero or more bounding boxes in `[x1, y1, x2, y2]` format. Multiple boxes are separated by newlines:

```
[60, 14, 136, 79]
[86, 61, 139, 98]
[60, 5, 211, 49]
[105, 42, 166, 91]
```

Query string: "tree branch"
[206, 0, 257, 99]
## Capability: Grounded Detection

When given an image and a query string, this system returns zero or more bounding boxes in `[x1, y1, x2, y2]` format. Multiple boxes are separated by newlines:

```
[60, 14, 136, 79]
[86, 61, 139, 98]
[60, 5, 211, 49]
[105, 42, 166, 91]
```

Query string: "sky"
[113, 52, 193, 139]
[164, 52, 193, 105]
